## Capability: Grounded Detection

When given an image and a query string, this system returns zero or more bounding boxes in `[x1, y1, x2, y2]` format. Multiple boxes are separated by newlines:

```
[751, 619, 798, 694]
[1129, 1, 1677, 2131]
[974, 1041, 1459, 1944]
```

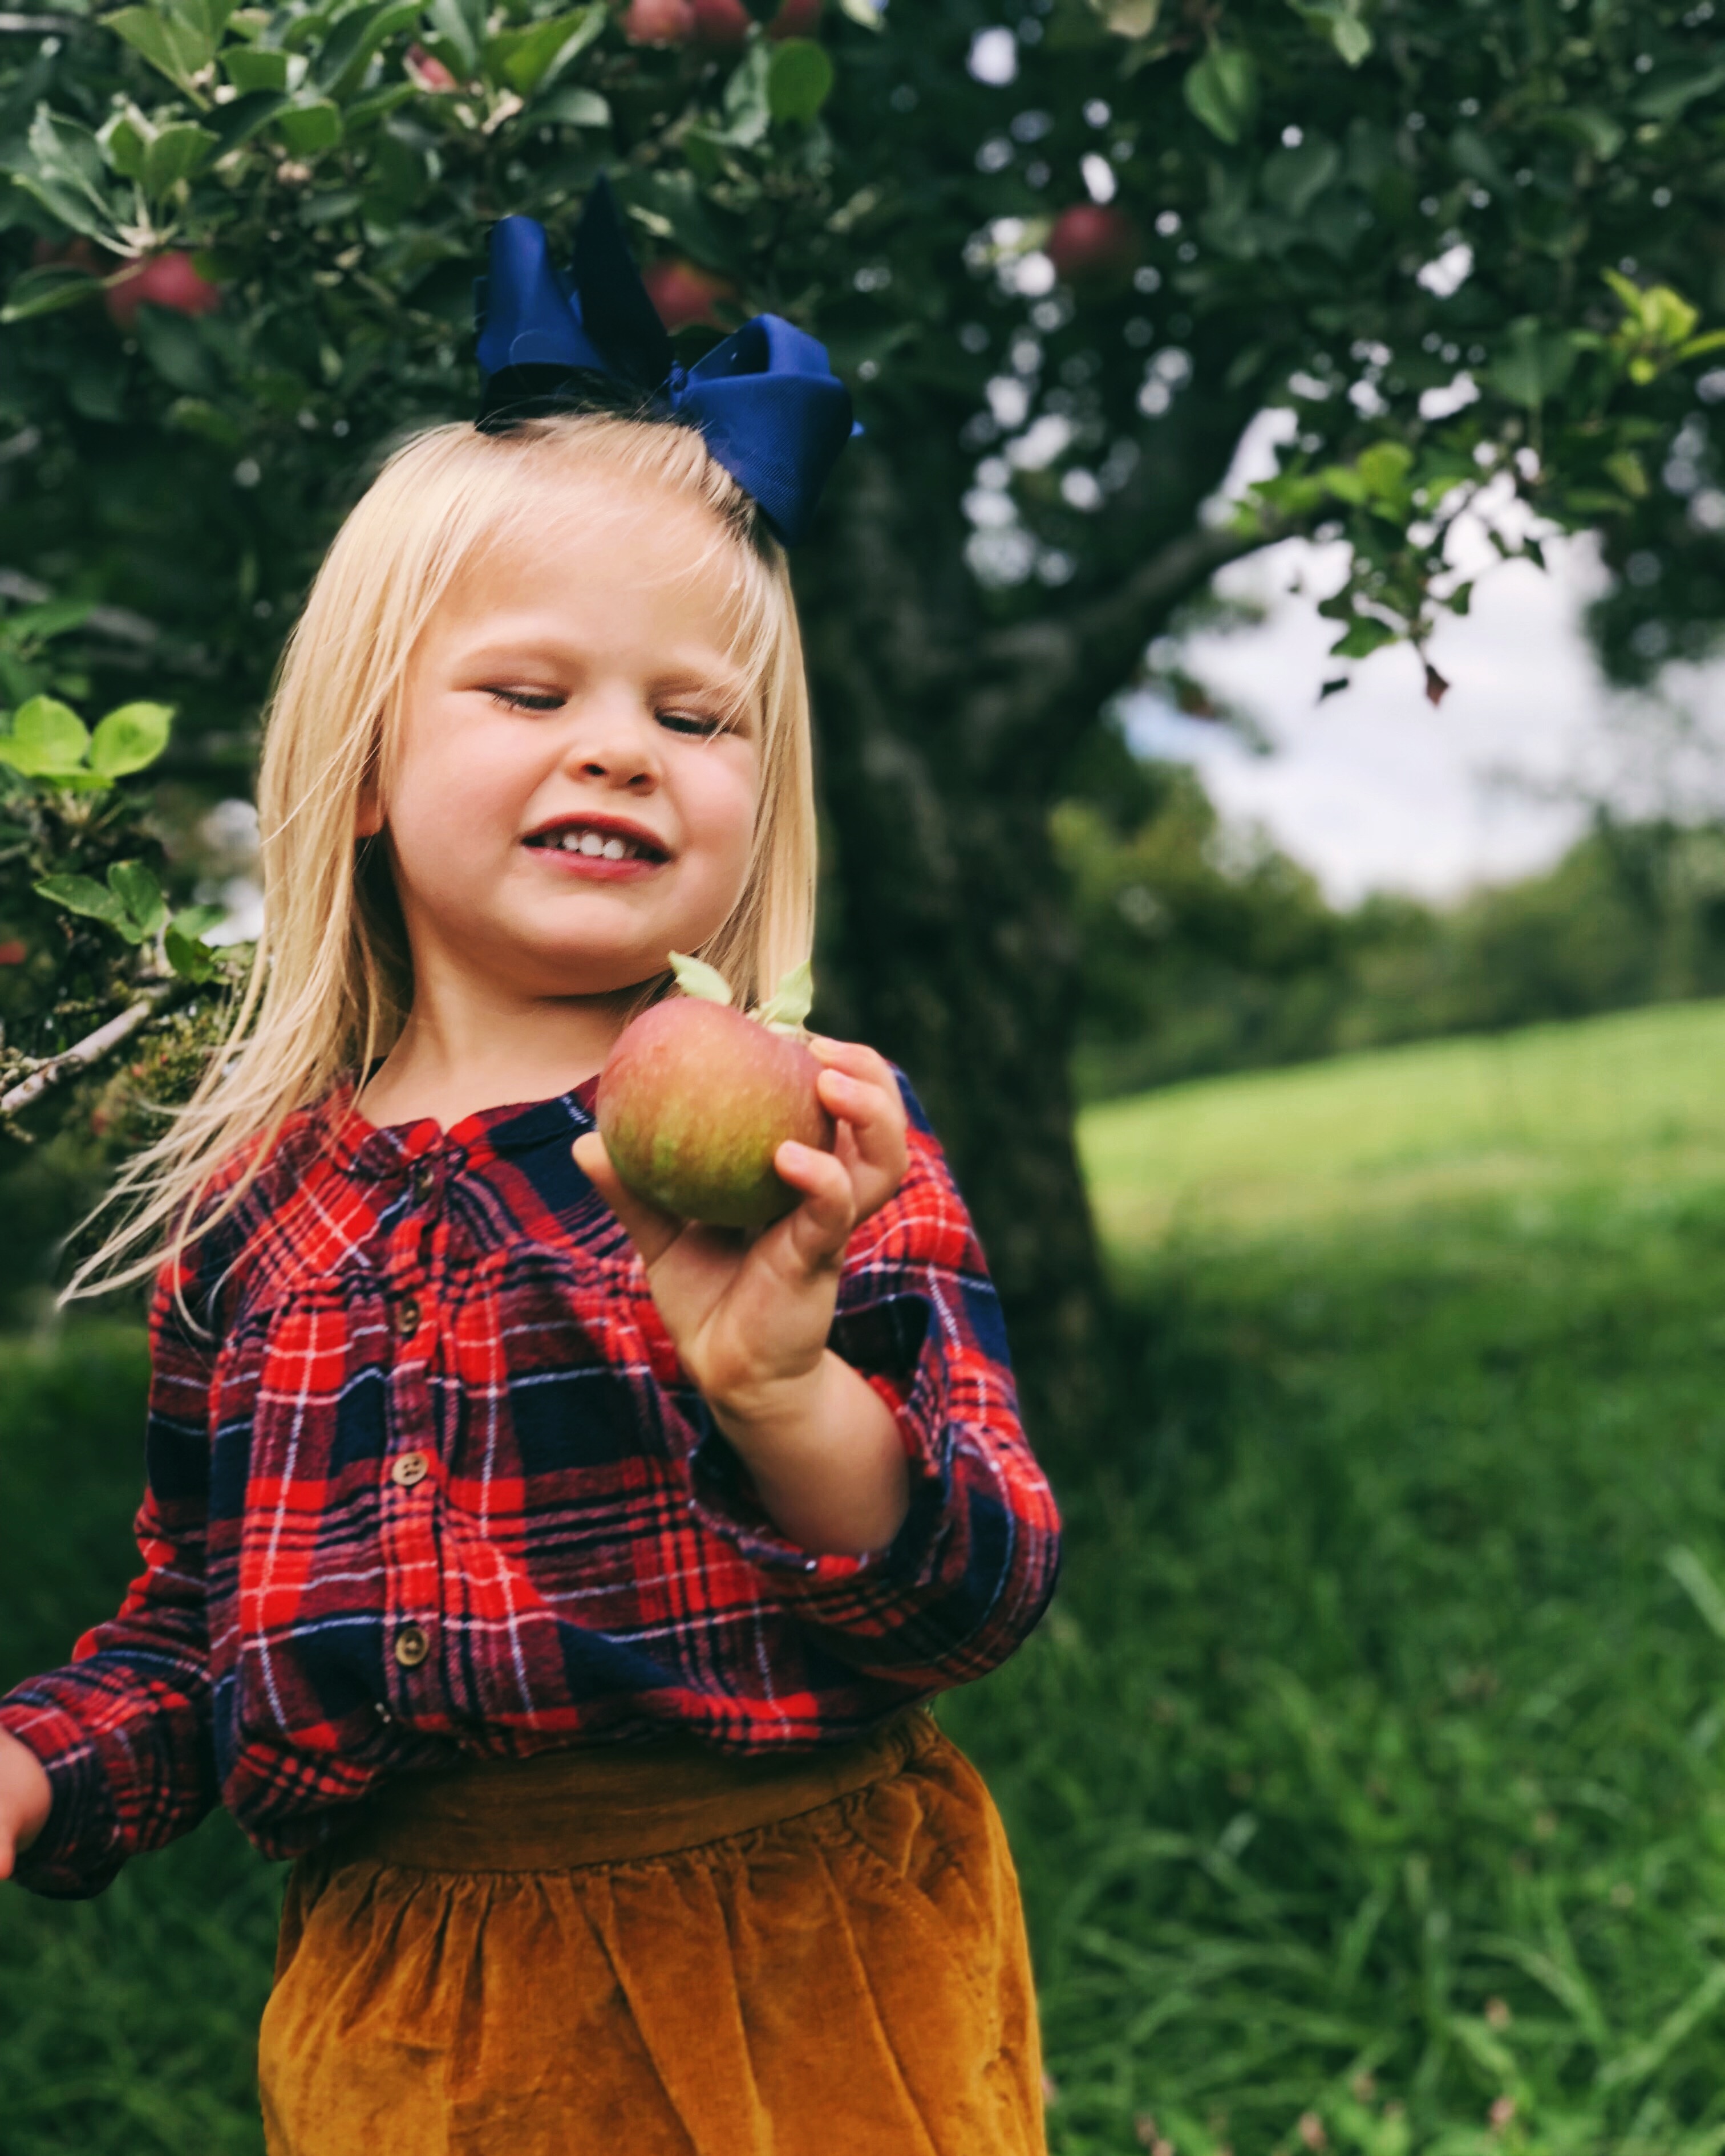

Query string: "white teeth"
[540, 826, 647, 859]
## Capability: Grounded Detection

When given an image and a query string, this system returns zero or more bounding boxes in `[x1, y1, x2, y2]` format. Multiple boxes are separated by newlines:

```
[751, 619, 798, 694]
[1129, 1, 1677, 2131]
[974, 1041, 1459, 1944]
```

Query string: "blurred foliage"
[0, 0, 1716, 1068]
[1057, 726, 1725, 1101]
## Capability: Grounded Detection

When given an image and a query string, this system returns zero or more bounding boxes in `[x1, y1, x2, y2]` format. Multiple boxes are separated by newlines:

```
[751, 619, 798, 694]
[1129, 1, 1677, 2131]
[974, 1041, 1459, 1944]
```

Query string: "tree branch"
[1, 983, 177, 1118]
[977, 518, 1275, 730]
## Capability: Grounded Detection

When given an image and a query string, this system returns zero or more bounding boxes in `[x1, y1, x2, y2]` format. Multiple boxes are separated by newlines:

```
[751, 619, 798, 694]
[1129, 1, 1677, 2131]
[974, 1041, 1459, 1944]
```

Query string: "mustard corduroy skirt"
[257, 1707, 1047, 2155]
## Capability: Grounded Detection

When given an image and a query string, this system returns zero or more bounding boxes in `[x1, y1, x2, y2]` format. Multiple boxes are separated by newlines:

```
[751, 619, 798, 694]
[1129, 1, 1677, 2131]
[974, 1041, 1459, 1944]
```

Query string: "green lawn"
[12, 1000, 1725, 2153]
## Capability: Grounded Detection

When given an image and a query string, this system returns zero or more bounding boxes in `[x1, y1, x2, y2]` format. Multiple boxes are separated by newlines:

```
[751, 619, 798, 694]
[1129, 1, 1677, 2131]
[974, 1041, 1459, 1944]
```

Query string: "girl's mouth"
[523, 816, 669, 880]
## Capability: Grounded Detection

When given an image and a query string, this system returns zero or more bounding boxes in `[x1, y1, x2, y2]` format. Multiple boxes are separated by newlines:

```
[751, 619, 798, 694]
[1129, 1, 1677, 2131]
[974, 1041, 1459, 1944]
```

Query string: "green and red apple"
[596, 955, 833, 1231]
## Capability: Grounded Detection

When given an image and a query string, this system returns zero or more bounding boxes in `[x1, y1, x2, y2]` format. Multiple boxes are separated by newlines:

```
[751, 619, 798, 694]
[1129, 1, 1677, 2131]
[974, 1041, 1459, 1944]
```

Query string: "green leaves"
[0, 697, 91, 781]
[37, 858, 167, 944]
[91, 702, 175, 778]
[1184, 45, 1257, 145]
[11, 107, 120, 245]
[767, 39, 835, 123]
[1287, 0, 1373, 68]
[488, 3, 604, 96]
[164, 902, 226, 980]
[276, 99, 343, 155]
[103, 0, 237, 105]
[756, 959, 815, 1032]
[0, 262, 102, 323]
[311, 0, 420, 100]
[1489, 318, 1577, 410]
[35, 859, 222, 975]
[1603, 269, 1725, 387]
[0, 696, 173, 788]
[669, 951, 735, 1006]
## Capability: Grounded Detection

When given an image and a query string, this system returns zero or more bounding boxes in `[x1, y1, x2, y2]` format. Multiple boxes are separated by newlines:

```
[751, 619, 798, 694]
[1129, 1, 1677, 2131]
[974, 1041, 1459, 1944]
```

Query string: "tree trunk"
[797, 435, 1261, 1453]
[798, 446, 1100, 1452]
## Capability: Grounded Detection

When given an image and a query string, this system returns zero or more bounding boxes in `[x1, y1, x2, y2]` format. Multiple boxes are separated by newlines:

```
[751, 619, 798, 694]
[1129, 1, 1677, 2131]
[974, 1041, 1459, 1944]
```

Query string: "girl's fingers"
[814, 1063, 908, 1214]
[772, 1140, 857, 1269]
[807, 1035, 897, 1091]
[571, 1132, 683, 1267]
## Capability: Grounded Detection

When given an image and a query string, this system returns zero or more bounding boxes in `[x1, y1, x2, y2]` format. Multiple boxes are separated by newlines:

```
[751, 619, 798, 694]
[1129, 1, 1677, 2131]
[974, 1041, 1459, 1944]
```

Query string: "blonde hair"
[67, 412, 817, 1300]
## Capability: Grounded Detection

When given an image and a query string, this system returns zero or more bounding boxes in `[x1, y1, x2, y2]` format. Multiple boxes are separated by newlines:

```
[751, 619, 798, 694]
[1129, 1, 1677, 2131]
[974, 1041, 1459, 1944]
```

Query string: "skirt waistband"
[327, 1707, 937, 1874]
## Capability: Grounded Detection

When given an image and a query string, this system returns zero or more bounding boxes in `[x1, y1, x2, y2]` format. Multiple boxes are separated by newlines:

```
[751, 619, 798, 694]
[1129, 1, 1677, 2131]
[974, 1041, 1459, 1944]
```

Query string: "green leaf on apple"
[756, 958, 813, 1033]
[669, 950, 734, 1006]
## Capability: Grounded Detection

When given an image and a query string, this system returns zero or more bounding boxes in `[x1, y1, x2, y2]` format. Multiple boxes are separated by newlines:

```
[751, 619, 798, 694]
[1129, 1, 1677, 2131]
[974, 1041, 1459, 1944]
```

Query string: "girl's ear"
[355, 775, 383, 839]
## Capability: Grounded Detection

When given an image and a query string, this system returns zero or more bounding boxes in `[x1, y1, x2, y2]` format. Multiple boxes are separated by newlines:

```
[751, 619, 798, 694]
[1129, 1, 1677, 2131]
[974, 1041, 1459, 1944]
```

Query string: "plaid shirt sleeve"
[680, 1076, 1061, 1686]
[0, 1255, 221, 1899]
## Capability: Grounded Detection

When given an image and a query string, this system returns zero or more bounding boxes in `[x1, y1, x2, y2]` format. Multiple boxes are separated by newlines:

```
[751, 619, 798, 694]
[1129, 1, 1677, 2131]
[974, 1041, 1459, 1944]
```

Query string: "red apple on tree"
[104, 251, 221, 333]
[621, 0, 695, 42]
[404, 42, 460, 91]
[1047, 204, 1141, 288]
[642, 258, 737, 333]
[691, 0, 822, 46]
[595, 955, 833, 1231]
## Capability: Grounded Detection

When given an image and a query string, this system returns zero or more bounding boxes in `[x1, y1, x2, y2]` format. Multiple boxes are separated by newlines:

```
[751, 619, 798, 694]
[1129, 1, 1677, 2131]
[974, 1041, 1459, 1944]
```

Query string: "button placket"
[380, 1140, 451, 1723]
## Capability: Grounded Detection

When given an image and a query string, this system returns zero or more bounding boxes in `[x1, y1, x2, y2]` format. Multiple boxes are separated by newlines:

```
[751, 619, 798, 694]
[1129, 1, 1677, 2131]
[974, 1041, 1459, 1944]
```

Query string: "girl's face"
[370, 475, 762, 1002]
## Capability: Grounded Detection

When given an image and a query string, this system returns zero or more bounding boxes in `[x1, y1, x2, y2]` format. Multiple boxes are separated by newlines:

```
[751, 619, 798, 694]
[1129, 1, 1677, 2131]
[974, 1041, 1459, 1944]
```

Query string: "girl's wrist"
[705, 1354, 831, 1445]
[706, 1352, 910, 1556]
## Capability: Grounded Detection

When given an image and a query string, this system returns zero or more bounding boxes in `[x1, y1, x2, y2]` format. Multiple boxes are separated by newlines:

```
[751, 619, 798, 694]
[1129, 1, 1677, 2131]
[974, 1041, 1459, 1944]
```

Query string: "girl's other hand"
[572, 1038, 912, 1553]
[0, 1727, 51, 1882]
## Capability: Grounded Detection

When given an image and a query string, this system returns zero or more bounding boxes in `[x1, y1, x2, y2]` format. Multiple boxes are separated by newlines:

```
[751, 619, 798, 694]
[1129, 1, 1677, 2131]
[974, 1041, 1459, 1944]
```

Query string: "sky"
[1123, 527, 1725, 906]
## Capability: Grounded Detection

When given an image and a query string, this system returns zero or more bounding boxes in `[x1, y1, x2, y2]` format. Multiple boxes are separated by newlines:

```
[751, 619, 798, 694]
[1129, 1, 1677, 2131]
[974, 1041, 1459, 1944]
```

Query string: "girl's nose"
[562, 692, 662, 790]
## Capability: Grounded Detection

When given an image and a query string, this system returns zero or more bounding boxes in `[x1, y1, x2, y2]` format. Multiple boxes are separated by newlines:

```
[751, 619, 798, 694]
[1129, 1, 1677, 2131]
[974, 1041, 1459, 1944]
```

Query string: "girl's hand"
[573, 1038, 912, 1553]
[0, 1727, 51, 1883]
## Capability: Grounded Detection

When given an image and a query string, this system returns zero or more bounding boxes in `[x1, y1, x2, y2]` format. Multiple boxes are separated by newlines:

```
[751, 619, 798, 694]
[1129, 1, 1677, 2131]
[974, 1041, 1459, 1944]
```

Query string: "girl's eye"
[485, 686, 565, 714]
[657, 708, 728, 738]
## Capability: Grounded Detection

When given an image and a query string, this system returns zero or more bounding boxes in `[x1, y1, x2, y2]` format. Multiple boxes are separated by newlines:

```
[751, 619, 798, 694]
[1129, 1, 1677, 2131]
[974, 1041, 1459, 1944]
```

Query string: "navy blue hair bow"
[474, 177, 855, 547]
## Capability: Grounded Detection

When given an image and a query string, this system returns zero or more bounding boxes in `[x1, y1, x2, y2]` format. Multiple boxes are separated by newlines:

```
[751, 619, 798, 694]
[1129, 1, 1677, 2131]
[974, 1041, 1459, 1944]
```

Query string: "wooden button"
[390, 1452, 429, 1489]
[393, 1624, 430, 1669]
[394, 1295, 420, 1339]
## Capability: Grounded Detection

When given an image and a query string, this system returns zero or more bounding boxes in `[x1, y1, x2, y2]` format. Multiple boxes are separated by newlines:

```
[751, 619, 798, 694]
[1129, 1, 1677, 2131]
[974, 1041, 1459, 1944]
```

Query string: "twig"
[0, 12, 96, 29]
[1, 982, 176, 1116]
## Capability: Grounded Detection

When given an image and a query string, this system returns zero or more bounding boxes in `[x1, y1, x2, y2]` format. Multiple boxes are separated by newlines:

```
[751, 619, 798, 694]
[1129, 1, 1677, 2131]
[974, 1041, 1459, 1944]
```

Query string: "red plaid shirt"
[2, 1074, 1059, 1899]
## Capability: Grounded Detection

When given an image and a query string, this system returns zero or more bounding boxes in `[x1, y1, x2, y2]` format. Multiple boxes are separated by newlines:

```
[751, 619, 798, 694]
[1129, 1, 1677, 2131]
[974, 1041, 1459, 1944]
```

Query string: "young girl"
[0, 196, 1061, 2155]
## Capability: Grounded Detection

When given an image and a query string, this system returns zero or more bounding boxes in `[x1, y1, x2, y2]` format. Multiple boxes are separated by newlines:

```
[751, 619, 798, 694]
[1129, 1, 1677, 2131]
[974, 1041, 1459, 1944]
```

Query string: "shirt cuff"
[0, 1693, 125, 1900]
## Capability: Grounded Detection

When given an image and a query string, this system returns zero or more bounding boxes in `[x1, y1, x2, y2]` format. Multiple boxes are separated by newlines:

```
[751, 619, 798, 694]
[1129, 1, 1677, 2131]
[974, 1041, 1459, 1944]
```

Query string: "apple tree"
[1, 0, 1722, 1432]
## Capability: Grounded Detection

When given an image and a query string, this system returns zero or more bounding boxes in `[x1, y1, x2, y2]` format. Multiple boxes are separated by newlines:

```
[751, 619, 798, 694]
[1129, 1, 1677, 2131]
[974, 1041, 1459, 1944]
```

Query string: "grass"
[1078, 998, 1725, 1248]
[14, 998, 1725, 2151]
[0, 1330, 282, 2156]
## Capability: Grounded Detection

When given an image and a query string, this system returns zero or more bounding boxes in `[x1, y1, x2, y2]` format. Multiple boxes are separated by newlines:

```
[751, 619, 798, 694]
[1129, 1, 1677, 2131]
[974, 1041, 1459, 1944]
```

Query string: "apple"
[597, 997, 835, 1230]
[404, 42, 460, 90]
[0, 940, 25, 966]
[105, 251, 221, 333]
[1047, 204, 1141, 287]
[622, 0, 696, 42]
[691, 0, 823, 45]
[642, 258, 736, 332]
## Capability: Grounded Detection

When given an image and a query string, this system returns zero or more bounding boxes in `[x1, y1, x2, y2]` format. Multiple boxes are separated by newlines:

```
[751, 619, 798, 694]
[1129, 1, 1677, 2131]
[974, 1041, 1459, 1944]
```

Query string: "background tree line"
[1061, 727, 1725, 1100]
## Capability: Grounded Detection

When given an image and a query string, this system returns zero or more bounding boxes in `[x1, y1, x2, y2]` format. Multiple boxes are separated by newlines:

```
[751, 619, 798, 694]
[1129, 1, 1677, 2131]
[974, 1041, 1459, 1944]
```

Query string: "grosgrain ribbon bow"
[474, 177, 855, 546]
